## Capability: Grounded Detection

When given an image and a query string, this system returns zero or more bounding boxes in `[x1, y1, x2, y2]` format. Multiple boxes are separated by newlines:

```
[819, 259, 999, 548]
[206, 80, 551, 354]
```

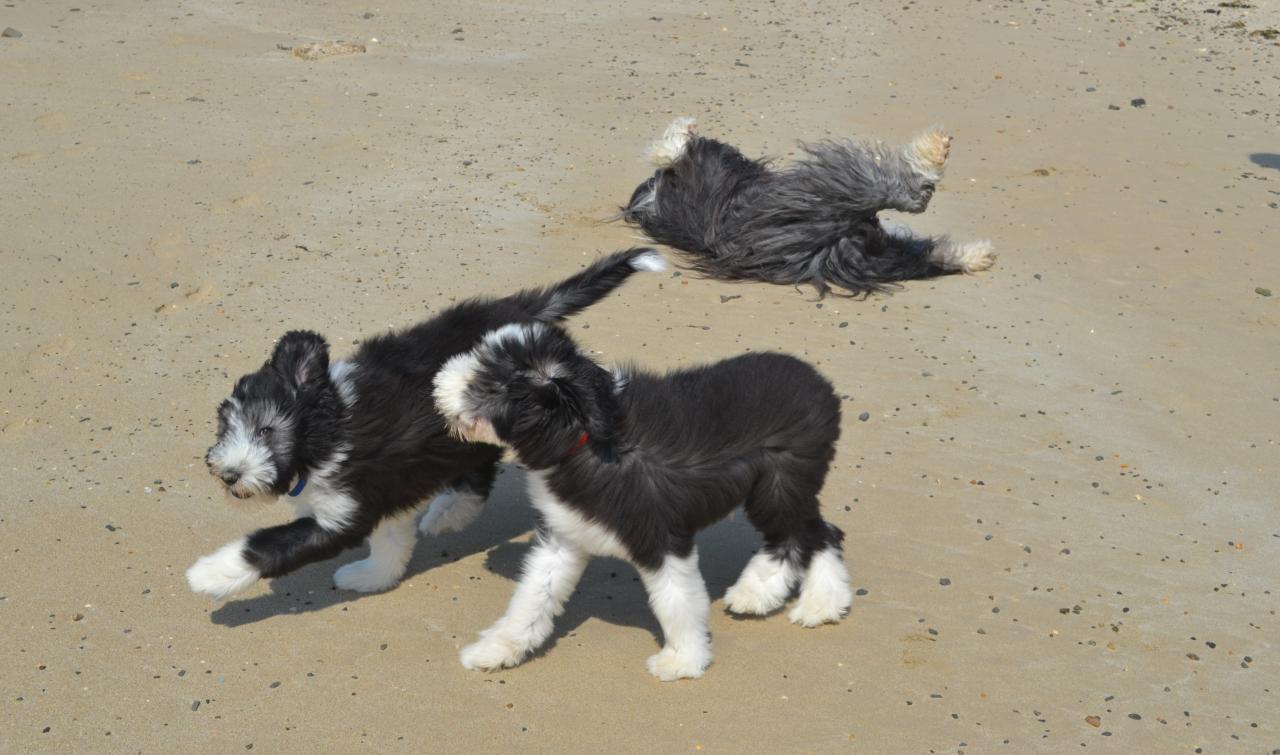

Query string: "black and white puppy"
[621, 117, 995, 297]
[434, 322, 852, 680]
[187, 248, 666, 600]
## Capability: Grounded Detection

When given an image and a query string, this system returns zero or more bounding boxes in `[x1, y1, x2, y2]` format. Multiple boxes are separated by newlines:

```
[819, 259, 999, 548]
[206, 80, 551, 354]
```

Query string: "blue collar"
[287, 475, 308, 497]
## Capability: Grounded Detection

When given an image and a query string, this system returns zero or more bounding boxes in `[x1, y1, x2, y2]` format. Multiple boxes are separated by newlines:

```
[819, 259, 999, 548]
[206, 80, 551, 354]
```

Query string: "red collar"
[562, 431, 590, 461]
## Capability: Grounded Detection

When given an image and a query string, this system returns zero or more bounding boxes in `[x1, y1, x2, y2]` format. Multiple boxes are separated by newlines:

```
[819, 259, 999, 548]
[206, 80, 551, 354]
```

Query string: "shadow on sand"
[210, 465, 767, 650]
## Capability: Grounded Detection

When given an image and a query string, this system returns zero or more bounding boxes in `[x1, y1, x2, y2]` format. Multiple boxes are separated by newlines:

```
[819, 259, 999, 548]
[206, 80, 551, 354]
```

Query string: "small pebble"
[2, 27, 22, 38]
[1256, 287, 1272, 297]
[857, 412, 870, 422]
[1130, 97, 1147, 108]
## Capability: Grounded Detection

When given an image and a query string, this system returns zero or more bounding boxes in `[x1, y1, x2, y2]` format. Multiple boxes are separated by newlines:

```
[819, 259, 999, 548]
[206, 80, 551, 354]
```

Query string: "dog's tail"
[512, 247, 667, 322]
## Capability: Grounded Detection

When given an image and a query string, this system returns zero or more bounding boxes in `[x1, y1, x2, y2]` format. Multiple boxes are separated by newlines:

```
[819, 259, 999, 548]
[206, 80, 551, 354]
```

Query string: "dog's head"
[205, 330, 333, 501]
[433, 322, 619, 469]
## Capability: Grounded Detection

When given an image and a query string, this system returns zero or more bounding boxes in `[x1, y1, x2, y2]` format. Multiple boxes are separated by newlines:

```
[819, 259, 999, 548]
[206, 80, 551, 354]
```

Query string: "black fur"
[622, 126, 963, 297]
[190, 248, 662, 598]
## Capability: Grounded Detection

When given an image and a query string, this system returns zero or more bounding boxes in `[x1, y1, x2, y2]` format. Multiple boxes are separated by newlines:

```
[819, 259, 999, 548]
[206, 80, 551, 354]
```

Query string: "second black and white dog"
[622, 117, 995, 297]
[186, 248, 664, 600]
[434, 322, 852, 680]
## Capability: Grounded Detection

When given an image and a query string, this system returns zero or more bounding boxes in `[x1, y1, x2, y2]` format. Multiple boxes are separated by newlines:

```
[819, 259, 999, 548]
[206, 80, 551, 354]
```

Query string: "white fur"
[929, 238, 996, 273]
[460, 534, 588, 671]
[483, 322, 545, 349]
[723, 550, 800, 615]
[334, 505, 422, 592]
[646, 116, 697, 167]
[290, 446, 357, 531]
[629, 250, 668, 272]
[788, 547, 853, 627]
[329, 360, 359, 407]
[205, 401, 277, 498]
[526, 470, 628, 559]
[640, 550, 713, 681]
[903, 128, 948, 182]
[419, 488, 486, 535]
[186, 537, 260, 600]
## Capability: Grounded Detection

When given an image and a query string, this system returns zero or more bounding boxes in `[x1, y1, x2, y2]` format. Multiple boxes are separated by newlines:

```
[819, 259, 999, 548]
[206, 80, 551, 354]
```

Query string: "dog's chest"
[526, 470, 628, 559]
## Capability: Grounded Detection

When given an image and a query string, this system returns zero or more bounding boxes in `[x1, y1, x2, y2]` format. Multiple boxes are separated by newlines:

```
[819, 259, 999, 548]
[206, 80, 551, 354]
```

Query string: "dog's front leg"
[187, 517, 365, 600]
[460, 533, 587, 672]
[639, 549, 713, 681]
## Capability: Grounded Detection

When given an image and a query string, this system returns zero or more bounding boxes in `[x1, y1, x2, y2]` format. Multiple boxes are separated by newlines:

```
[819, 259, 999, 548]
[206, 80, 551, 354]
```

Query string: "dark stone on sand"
[939, 577, 951, 586]
[858, 411, 870, 421]
[1256, 287, 1272, 297]
[1131, 98, 1147, 108]
[2, 27, 22, 38]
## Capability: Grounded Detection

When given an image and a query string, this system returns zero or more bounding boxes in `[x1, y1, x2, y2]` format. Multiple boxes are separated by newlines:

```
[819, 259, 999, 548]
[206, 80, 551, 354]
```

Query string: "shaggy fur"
[621, 117, 995, 297]
[434, 322, 852, 680]
[187, 248, 665, 600]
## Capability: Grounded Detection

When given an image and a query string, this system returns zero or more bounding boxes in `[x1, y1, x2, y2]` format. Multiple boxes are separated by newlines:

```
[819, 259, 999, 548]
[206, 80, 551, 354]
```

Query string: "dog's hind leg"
[639, 549, 714, 681]
[419, 459, 501, 536]
[724, 542, 801, 616]
[460, 533, 587, 672]
[334, 506, 422, 592]
[788, 521, 853, 627]
[882, 222, 995, 274]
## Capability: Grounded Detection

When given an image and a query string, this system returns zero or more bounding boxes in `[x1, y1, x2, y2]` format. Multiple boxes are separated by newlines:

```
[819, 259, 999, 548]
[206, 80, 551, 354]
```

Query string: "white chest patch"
[526, 470, 628, 559]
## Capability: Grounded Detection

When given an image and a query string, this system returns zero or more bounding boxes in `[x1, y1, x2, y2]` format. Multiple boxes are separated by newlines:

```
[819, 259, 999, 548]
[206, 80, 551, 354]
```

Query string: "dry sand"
[2, 0, 1278, 751]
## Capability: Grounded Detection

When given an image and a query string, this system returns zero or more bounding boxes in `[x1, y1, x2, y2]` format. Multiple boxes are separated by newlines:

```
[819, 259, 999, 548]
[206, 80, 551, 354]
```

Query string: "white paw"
[418, 490, 484, 535]
[931, 239, 995, 273]
[333, 559, 402, 593]
[788, 599, 847, 627]
[956, 240, 996, 272]
[459, 634, 526, 672]
[905, 127, 950, 181]
[646, 116, 698, 167]
[186, 538, 259, 600]
[645, 646, 711, 681]
[724, 581, 785, 616]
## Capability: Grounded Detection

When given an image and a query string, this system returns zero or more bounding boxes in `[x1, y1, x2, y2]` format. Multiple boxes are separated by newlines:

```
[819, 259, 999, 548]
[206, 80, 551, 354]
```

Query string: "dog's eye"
[257, 426, 273, 438]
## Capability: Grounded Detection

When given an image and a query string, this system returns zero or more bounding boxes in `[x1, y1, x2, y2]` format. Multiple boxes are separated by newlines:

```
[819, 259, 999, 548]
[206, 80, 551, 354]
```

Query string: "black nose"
[220, 470, 241, 486]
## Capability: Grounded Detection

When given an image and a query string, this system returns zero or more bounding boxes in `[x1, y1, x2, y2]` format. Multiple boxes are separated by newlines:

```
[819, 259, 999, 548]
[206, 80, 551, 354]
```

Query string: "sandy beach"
[2, 0, 1278, 751]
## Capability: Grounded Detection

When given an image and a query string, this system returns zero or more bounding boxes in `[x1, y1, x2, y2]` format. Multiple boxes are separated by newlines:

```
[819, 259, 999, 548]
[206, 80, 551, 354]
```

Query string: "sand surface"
[2, 0, 1278, 751]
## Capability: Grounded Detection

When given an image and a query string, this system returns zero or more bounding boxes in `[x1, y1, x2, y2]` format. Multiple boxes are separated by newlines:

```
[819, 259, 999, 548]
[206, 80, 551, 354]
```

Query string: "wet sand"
[2, 0, 1277, 751]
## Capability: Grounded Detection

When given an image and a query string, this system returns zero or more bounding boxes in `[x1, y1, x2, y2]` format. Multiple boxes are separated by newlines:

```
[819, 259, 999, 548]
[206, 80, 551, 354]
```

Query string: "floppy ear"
[270, 330, 330, 389]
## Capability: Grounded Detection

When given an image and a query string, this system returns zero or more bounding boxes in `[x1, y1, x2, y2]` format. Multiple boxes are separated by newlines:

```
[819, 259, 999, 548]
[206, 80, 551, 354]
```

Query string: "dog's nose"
[220, 470, 241, 486]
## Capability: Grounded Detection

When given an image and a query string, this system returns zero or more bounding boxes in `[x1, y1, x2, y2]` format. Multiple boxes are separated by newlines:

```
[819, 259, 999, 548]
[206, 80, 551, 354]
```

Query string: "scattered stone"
[1108, 104, 1121, 111]
[1130, 98, 1147, 108]
[1085, 715, 1101, 727]
[1250, 28, 1278, 40]
[1031, 168, 1053, 177]
[857, 411, 870, 422]
[2, 27, 22, 38]
[1256, 287, 1271, 297]
[287, 41, 366, 61]
[718, 294, 741, 303]
[939, 577, 951, 586]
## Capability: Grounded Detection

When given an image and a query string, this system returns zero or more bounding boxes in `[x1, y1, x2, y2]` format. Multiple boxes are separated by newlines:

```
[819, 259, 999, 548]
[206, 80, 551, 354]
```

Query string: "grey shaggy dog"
[621, 117, 995, 297]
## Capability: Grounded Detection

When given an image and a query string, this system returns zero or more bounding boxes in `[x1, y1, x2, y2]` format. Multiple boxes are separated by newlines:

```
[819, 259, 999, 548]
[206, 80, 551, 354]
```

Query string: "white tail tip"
[630, 250, 669, 272]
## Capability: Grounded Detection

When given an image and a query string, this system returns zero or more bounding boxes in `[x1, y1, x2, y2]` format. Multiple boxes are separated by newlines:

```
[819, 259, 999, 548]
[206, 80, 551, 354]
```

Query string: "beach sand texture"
[1, 0, 1277, 751]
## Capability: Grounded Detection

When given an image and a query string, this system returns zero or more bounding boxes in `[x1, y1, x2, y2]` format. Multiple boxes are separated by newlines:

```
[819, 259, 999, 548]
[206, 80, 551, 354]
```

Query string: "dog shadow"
[1249, 153, 1280, 171]
[210, 466, 764, 640]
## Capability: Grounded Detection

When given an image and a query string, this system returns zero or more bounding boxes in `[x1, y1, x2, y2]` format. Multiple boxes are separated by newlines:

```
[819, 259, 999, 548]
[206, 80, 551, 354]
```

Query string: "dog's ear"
[270, 330, 330, 389]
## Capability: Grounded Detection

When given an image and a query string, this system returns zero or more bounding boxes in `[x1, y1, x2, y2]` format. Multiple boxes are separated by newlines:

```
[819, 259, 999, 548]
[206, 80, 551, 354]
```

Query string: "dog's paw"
[333, 558, 402, 593]
[646, 116, 698, 167]
[905, 127, 950, 181]
[418, 489, 484, 536]
[645, 646, 711, 681]
[186, 539, 259, 600]
[930, 239, 996, 273]
[460, 634, 526, 672]
[724, 581, 786, 616]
